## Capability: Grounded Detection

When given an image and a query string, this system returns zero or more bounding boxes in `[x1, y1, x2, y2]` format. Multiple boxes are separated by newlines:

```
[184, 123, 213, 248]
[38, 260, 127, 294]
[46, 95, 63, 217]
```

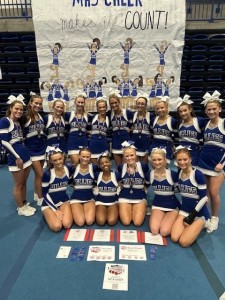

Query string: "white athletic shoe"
[17, 205, 35, 217]
[25, 202, 36, 213]
[34, 193, 38, 201]
[206, 216, 219, 233]
[211, 216, 219, 231]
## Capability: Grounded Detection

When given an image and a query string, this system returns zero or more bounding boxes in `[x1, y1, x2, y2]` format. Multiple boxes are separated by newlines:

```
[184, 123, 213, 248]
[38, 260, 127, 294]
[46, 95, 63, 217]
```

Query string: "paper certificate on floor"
[142, 232, 167, 246]
[103, 263, 128, 291]
[87, 246, 115, 261]
[119, 245, 147, 261]
[89, 229, 114, 242]
[63, 229, 89, 241]
[117, 230, 141, 243]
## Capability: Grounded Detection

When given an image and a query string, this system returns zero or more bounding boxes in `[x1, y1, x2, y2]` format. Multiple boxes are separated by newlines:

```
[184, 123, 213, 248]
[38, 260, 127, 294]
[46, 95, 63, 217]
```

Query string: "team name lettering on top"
[11, 129, 22, 139]
[50, 182, 68, 189]
[123, 178, 143, 185]
[153, 128, 170, 137]
[179, 130, 198, 138]
[179, 184, 197, 195]
[74, 178, 93, 185]
[99, 186, 117, 192]
[152, 185, 173, 192]
[204, 133, 223, 143]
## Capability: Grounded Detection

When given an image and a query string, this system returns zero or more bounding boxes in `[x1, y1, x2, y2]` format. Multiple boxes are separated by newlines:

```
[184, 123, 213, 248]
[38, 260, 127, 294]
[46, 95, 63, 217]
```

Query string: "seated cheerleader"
[171, 146, 211, 247]
[118, 141, 149, 226]
[42, 147, 73, 232]
[94, 152, 120, 226]
[70, 148, 98, 226]
[148, 148, 180, 236]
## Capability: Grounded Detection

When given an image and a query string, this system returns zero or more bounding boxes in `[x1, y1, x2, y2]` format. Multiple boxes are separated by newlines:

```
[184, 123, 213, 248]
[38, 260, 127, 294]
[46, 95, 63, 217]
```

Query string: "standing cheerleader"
[108, 89, 133, 168]
[150, 97, 177, 163]
[153, 41, 170, 76]
[42, 147, 73, 232]
[44, 99, 67, 153]
[0, 95, 35, 216]
[70, 148, 98, 226]
[95, 152, 120, 225]
[148, 148, 180, 236]
[24, 93, 46, 206]
[171, 147, 210, 247]
[89, 96, 110, 164]
[177, 95, 206, 167]
[118, 142, 149, 226]
[132, 94, 152, 163]
[65, 92, 89, 165]
[197, 91, 225, 232]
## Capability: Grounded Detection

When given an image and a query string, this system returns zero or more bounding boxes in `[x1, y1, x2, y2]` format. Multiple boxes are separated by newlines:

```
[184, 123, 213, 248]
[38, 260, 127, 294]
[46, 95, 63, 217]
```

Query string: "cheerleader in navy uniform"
[197, 91, 225, 232]
[108, 89, 133, 167]
[42, 147, 73, 232]
[150, 97, 177, 163]
[94, 152, 120, 225]
[70, 148, 98, 226]
[89, 96, 110, 164]
[177, 95, 206, 167]
[132, 94, 152, 163]
[153, 41, 170, 76]
[65, 92, 89, 165]
[24, 93, 46, 206]
[118, 142, 149, 226]
[0, 95, 35, 216]
[148, 148, 179, 236]
[44, 99, 67, 153]
[120, 38, 135, 77]
[171, 147, 210, 247]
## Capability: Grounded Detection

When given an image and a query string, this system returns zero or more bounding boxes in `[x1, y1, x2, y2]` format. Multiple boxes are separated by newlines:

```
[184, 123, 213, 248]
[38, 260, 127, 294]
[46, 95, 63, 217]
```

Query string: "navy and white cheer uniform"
[178, 117, 206, 167]
[198, 118, 225, 176]
[118, 162, 149, 204]
[89, 114, 110, 158]
[65, 112, 89, 155]
[24, 115, 46, 161]
[44, 114, 67, 153]
[149, 169, 180, 211]
[41, 164, 74, 211]
[132, 111, 152, 157]
[150, 115, 177, 162]
[110, 109, 133, 154]
[70, 164, 98, 203]
[95, 171, 121, 206]
[178, 168, 210, 220]
[0, 117, 31, 171]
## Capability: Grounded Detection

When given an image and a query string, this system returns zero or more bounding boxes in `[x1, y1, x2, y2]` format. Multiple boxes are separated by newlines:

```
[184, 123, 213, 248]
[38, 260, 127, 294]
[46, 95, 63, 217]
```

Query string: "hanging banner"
[32, 0, 186, 111]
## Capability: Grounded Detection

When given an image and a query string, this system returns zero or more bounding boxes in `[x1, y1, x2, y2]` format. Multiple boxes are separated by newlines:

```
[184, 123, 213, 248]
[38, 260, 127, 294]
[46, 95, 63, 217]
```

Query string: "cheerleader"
[24, 93, 46, 206]
[65, 92, 89, 165]
[108, 89, 133, 167]
[118, 142, 149, 226]
[44, 99, 67, 153]
[70, 148, 98, 226]
[0, 95, 35, 216]
[42, 147, 73, 232]
[197, 91, 225, 232]
[171, 147, 210, 247]
[150, 97, 177, 163]
[132, 94, 152, 163]
[89, 96, 110, 164]
[94, 152, 120, 225]
[177, 95, 206, 167]
[153, 41, 170, 76]
[148, 148, 180, 236]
